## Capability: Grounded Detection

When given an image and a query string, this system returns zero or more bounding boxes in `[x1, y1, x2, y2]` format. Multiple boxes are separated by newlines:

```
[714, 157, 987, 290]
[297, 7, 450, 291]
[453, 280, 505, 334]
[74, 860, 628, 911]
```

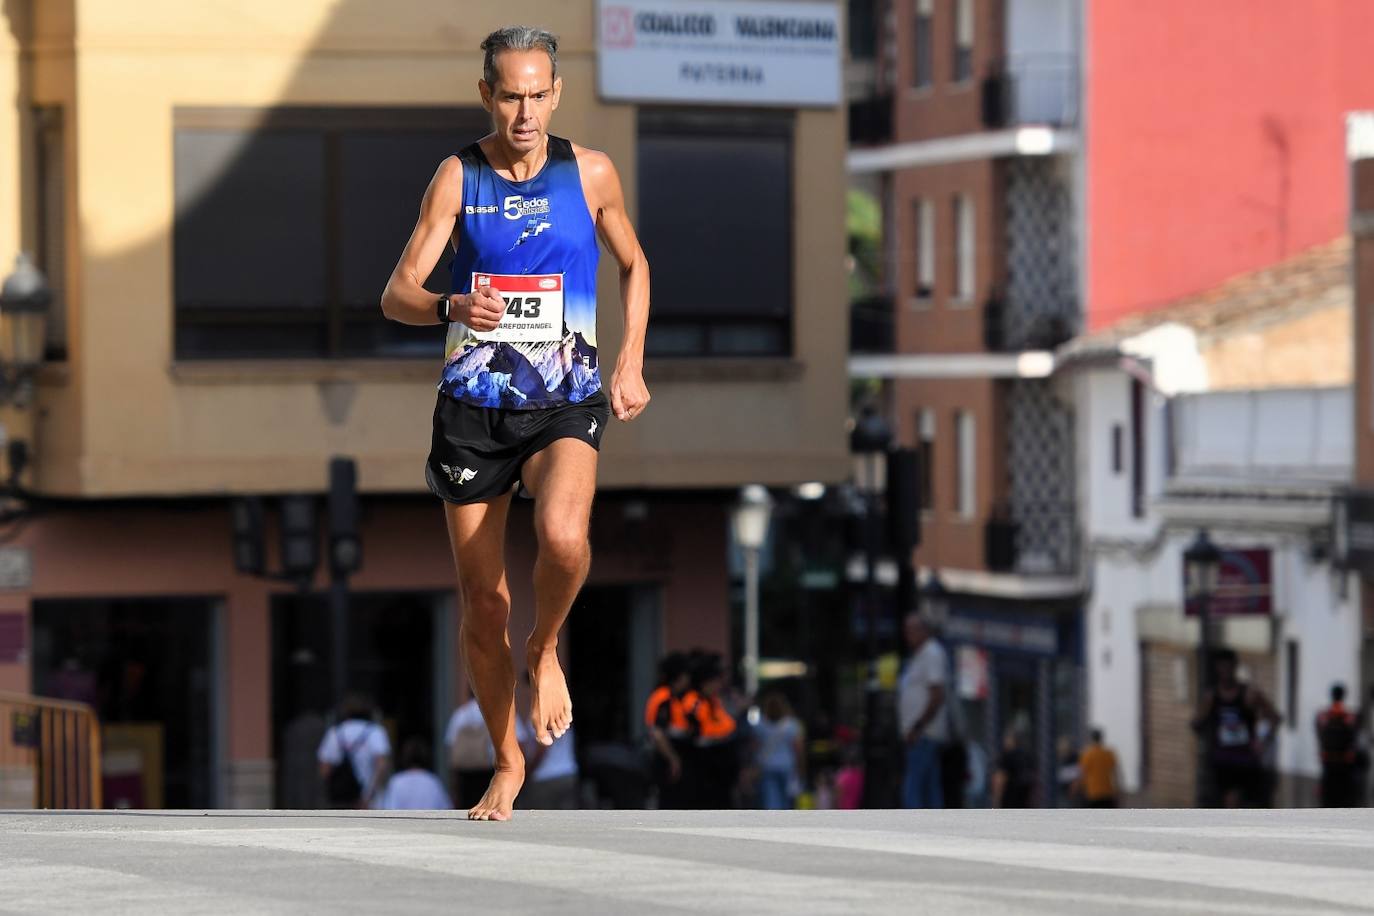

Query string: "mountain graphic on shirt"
[440, 327, 600, 409]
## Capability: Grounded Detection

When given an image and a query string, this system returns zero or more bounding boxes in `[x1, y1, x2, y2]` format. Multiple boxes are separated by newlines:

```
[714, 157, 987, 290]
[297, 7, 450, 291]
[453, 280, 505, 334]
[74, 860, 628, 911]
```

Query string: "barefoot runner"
[381, 25, 650, 820]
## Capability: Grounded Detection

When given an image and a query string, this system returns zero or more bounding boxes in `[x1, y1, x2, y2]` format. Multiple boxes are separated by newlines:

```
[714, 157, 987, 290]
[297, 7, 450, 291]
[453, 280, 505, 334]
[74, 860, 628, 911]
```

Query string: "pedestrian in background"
[1075, 728, 1120, 808]
[379, 737, 453, 810]
[1316, 683, 1361, 807]
[992, 728, 1034, 809]
[898, 612, 948, 809]
[753, 692, 804, 810]
[317, 693, 391, 809]
[685, 653, 738, 809]
[1055, 735, 1081, 808]
[645, 652, 694, 809]
[516, 673, 580, 809]
[444, 695, 494, 811]
[1191, 649, 1279, 808]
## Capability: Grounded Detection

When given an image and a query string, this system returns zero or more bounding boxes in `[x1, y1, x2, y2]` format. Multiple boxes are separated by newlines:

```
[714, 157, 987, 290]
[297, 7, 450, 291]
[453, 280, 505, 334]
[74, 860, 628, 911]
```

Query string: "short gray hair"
[481, 26, 559, 89]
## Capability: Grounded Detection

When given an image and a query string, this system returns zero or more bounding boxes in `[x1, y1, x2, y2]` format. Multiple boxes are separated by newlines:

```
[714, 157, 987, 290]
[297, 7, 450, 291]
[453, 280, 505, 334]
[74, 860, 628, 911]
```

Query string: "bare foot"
[527, 646, 573, 746]
[468, 764, 525, 821]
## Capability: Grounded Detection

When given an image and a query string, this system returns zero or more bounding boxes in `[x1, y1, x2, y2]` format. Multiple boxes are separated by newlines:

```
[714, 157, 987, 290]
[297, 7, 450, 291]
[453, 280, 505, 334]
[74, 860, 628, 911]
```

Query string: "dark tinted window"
[637, 110, 792, 357]
[175, 130, 327, 310]
[174, 108, 486, 360]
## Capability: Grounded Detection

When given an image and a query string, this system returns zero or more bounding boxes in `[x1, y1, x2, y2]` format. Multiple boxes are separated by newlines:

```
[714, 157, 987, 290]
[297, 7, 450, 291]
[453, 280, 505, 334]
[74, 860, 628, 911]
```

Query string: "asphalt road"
[4, 808, 1374, 915]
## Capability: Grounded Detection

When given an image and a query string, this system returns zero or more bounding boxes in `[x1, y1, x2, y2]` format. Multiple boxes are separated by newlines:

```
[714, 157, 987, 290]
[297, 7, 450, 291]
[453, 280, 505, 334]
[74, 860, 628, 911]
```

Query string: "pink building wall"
[0, 495, 729, 781]
[1087, 0, 1374, 329]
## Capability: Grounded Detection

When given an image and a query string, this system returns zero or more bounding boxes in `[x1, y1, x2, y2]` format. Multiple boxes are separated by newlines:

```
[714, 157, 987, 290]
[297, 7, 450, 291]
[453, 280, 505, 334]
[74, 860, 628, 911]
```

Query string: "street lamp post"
[920, 572, 950, 625]
[851, 405, 893, 806]
[1183, 528, 1222, 807]
[0, 254, 52, 504]
[0, 254, 52, 392]
[733, 484, 774, 699]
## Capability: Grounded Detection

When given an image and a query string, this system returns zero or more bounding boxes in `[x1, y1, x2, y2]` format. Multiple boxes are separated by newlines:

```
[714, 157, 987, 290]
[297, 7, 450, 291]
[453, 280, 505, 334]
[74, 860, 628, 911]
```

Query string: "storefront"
[943, 597, 1084, 807]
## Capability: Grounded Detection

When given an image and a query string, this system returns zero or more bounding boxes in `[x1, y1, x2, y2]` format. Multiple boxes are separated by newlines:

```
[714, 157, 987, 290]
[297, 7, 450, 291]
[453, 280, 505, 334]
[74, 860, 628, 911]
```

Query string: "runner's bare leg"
[520, 437, 597, 746]
[446, 493, 525, 820]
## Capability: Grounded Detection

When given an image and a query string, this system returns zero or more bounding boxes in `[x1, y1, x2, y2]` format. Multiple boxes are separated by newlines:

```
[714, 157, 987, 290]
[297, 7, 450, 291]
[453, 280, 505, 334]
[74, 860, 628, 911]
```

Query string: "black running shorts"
[425, 390, 609, 505]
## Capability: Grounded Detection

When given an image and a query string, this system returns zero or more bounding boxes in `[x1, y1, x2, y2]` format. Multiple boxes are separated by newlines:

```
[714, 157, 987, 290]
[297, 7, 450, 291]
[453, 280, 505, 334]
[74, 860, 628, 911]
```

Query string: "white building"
[1062, 239, 1357, 805]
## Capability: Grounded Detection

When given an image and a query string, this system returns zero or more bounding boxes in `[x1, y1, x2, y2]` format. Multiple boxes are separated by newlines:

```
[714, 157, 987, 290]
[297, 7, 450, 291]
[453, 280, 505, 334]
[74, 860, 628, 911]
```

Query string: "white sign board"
[597, 0, 842, 107]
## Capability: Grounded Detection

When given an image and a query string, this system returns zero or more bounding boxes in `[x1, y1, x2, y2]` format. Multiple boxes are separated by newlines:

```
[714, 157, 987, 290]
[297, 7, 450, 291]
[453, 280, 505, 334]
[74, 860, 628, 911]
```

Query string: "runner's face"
[480, 50, 561, 154]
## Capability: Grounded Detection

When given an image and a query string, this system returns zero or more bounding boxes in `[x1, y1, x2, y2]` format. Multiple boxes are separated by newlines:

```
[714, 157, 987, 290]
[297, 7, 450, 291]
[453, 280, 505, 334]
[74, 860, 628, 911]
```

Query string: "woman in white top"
[380, 738, 454, 810]
[753, 692, 805, 810]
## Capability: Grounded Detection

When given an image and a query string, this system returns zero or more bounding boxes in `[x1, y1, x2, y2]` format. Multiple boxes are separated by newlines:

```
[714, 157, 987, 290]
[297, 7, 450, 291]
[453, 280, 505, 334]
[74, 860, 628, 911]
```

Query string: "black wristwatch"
[437, 294, 453, 324]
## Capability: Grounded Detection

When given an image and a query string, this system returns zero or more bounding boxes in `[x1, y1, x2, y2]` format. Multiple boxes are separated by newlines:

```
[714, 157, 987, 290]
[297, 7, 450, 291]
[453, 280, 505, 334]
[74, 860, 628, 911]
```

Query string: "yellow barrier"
[0, 691, 102, 809]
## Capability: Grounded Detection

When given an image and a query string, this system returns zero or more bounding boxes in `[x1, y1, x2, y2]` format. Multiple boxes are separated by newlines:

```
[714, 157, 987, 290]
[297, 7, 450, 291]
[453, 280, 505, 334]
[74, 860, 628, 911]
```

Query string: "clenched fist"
[460, 284, 505, 332]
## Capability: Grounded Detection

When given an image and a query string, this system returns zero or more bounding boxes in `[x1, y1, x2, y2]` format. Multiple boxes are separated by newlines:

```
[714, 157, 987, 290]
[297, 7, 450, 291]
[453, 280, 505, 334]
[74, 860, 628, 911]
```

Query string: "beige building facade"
[0, 0, 848, 807]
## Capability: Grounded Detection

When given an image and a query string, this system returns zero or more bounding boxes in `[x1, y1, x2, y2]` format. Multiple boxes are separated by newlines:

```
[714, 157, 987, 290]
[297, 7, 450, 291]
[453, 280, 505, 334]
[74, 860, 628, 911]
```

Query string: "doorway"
[271, 590, 443, 808]
[566, 584, 661, 808]
[31, 597, 218, 809]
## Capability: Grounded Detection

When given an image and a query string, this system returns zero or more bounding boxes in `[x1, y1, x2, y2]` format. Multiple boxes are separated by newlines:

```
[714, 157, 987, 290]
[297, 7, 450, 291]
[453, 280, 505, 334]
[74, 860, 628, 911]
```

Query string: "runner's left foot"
[527, 645, 572, 746]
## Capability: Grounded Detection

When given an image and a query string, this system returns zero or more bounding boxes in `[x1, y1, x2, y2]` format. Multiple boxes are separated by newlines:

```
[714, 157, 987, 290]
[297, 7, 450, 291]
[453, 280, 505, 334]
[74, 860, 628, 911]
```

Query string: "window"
[955, 410, 976, 517]
[918, 408, 936, 510]
[34, 106, 67, 360]
[638, 109, 793, 357]
[1111, 424, 1123, 474]
[913, 0, 934, 89]
[173, 107, 488, 360]
[849, 0, 879, 62]
[953, 193, 975, 302]
[953, 0, 974, 83]
[1131, 379, 1146, 518]
[914, 198, 934, 299]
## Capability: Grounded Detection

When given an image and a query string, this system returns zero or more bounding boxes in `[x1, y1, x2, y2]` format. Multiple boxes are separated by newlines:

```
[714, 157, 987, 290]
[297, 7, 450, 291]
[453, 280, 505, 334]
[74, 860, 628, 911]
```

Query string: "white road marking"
[1098, 824, 1374, 849]
[646, 827, 1374, 912]
[63, 827, 972, 915]
[5, 858, 293, 915]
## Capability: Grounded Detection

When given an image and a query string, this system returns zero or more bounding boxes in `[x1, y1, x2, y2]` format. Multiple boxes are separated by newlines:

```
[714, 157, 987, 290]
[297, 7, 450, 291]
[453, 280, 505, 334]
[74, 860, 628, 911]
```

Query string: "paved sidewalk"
[4, 808, 1374, 914]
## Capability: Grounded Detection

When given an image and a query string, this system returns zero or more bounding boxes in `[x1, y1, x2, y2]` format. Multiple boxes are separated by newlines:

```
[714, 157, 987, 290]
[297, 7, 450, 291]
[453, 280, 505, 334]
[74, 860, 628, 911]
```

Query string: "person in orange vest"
[1074, 728, 1121, 808]
[1315, 683, 1361, 807]
[684, 653, 738, 809]
[644, 652, 693, 809]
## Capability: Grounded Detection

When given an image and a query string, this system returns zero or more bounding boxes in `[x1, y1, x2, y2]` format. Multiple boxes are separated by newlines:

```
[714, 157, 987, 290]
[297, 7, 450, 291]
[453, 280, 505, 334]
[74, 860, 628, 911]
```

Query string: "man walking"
[444, 695, 494, 810]
[1316, 683, 1361, 807]
[381, 25, 650, 820]
[898, 613, 948, 809]
[317, 694, 391, 810]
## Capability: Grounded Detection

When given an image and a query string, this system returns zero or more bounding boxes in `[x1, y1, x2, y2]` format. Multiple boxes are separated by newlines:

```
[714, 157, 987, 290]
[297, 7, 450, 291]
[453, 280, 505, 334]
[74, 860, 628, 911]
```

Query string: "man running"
[380, 25, 650, 820]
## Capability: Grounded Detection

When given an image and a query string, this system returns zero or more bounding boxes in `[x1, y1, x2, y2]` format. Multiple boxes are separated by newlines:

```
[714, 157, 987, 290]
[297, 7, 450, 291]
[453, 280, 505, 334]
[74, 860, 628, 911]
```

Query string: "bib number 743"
[470, 272, 563, 343]
[504, 296, 543, 319]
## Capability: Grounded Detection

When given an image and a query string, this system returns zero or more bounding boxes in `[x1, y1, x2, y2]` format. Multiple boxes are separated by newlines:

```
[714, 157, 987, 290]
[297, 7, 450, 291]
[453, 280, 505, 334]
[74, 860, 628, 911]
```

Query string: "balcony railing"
[985, 501, 1079, 577]
[850, 294, 894, 354]
[981, 54, 1079, 129]
[849, 93, 894, 146]
[983, 293, 1076, 353]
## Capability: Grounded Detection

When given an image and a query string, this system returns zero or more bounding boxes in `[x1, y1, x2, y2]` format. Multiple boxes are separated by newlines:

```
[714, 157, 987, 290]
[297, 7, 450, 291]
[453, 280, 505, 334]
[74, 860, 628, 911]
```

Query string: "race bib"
[470, 272, 564, 343]
[1217, 710, 1252, 747]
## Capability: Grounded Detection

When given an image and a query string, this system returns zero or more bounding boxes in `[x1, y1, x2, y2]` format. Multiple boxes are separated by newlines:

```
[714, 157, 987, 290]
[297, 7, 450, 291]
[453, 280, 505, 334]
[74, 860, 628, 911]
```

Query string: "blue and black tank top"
[438, 135, 601, 410]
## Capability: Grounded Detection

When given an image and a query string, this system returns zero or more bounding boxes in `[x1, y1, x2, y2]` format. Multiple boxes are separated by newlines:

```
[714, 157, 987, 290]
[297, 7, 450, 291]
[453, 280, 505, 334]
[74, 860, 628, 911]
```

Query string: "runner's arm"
[380, 156, 504, 330]
[1251, 689, 1281, 747]
[651, 728, 682, 779]
[1190, 690, 1214, 733]
[581, 148, 651, 422]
